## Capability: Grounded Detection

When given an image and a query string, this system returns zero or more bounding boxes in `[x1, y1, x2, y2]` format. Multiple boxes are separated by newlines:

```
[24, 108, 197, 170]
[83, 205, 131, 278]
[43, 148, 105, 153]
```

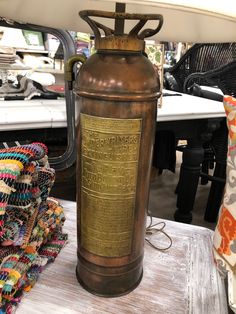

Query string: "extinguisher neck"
[96, 49, 142, 56]
[95, 35, 145, 53]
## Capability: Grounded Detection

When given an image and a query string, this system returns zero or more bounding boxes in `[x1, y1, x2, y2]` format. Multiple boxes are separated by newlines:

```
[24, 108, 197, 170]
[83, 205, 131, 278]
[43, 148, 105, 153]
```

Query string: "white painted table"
[17, 200, 227, 314]
[0, 93, 226, 223]
[0, 98, 67, 131]
[0, 90, 225, 130]
[158, 90, 225, 122]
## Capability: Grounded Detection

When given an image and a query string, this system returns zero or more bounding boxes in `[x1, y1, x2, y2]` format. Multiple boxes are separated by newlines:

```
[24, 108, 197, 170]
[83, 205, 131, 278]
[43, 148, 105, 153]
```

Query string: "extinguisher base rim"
[76, 265, 143, 298]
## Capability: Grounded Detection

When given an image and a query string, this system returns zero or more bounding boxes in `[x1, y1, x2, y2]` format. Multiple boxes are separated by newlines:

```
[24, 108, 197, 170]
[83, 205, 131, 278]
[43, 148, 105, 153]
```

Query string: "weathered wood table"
[17, 200, 227, 314]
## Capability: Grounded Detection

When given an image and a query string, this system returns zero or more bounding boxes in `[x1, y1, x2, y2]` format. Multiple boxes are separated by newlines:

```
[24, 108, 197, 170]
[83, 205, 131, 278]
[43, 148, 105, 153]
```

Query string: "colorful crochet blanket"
[0, 142, 67, 314]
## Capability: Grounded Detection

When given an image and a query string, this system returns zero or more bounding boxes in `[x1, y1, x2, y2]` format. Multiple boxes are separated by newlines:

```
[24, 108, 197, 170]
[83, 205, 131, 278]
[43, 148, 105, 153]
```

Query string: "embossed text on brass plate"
[80, 114, 142, 257]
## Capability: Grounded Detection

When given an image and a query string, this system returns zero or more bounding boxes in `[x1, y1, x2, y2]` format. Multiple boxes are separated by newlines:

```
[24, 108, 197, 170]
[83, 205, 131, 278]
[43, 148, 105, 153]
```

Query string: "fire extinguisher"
[66, 7, 163, 297]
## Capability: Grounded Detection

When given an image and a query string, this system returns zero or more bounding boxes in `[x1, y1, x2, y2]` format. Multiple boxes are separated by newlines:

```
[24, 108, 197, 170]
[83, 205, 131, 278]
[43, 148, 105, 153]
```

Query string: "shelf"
[16, 49, 49, 54]
[35, 68, 63, 74]
[0, 63, 31, 70]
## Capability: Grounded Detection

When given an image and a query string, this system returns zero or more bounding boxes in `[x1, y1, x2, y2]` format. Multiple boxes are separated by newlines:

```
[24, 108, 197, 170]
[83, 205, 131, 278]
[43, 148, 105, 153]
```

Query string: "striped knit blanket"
[0, 143, 67, 314]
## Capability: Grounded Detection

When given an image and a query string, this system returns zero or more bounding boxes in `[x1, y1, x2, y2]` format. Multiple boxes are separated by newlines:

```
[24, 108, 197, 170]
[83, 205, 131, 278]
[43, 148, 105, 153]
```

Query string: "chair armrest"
[183, 72, 206, 93]
[188, 83, 223, 102]
[164, 71, 180, 92]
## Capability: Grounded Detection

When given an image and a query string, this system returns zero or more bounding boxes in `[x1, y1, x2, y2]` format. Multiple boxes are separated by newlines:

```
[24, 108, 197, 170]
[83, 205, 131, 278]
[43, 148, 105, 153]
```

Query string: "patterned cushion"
[213, 95, 236, 312]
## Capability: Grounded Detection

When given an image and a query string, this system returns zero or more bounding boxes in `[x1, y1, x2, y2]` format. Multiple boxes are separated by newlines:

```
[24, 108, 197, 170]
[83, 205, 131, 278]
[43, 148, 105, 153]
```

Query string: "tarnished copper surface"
[73, 8, 162, 297]
[74, 53, 161, 100]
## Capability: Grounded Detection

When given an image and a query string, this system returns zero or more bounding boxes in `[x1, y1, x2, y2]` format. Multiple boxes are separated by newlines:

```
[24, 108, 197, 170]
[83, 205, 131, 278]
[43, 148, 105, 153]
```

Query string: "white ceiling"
[0, 0, 235, 42]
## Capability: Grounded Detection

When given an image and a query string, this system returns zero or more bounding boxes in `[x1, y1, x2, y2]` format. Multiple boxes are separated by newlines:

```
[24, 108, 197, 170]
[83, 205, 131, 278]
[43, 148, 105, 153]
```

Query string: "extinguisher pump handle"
[65, 54, 87, 90]
[79, 10, 163, 40]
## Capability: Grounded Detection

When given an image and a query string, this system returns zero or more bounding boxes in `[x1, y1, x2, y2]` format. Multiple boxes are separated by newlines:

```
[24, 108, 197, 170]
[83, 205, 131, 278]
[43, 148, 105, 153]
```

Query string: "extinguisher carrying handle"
[79, 10, 163, 40]
[65, 54, 87, 90]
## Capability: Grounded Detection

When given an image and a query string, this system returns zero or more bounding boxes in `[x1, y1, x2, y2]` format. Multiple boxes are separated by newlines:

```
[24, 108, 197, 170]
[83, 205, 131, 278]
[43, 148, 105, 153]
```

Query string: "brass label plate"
[80, 114, 141, 257]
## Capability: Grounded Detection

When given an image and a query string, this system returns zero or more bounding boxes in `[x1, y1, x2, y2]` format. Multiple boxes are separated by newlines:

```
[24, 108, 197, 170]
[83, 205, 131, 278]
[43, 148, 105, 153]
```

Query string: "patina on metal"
[66, 3, 163, 297]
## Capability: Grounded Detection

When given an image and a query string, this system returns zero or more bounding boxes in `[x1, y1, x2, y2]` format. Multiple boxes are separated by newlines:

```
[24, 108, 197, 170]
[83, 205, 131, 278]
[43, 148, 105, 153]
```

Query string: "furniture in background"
[164, 44, 236, 223]
[183, 60, 236, 222]
[156, 91, 225, 224]
[184, 60, 236, 97]
[0, 92, 226, 224]
[164, 43, 236, 93]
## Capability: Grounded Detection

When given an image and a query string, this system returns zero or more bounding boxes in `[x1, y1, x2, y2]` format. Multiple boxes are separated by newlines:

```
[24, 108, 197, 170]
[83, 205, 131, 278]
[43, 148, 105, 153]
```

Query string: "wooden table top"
[17, 200, 227, 314]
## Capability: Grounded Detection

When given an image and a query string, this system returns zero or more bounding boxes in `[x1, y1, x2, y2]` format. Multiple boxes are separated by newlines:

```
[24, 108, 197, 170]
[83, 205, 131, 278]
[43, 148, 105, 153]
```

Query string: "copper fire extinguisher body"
[70, 9, 163, 297]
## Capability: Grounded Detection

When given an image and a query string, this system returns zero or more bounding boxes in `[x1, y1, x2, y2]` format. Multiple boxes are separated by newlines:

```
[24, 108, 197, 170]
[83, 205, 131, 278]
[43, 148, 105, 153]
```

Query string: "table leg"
[204, 162, 226, 222]
[204, 121, 228, 222]
[174, 140, 204, 223]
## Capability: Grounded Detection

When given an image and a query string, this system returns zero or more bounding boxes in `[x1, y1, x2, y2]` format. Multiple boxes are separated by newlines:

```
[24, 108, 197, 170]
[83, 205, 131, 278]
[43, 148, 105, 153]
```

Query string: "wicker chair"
[184, 59, 236, 96]
[183, 60, 236, 222]
[164, 43, 236, 92]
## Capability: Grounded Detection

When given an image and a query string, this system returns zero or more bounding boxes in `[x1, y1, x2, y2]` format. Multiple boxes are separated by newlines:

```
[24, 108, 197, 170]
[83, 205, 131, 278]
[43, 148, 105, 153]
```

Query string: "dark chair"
[183, 60, 236, 222]
[155, 44, 235, 207]
[164, 43, 236, 92]
[184, 59, 236, 96]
